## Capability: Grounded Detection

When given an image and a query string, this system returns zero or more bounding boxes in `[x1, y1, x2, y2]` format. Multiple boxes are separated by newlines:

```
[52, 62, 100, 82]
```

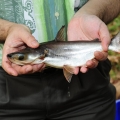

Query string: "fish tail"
[109, 32, 120, 52]
[111, 32, 120, 42]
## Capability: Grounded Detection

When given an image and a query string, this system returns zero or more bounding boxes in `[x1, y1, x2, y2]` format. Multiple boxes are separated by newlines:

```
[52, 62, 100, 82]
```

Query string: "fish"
[7, 26, 120, 82]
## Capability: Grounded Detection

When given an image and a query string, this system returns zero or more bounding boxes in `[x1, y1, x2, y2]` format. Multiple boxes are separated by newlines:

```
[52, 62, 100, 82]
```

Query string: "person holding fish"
[0, 0, 119, 120]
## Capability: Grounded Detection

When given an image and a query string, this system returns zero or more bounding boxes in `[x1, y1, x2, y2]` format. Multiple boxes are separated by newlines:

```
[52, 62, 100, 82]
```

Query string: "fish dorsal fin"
[55, 25, 65, 41]
[63, 65, 75, 83]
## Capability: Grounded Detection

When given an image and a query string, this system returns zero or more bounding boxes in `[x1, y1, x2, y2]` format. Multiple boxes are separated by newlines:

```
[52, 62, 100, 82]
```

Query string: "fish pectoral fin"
[63, 68, 73, 83]
[63, 65, 75, 74]
[63, 65, 75, 83]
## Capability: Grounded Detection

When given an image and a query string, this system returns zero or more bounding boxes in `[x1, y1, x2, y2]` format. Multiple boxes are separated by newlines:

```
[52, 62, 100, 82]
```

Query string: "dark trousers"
[0, 59, 116, 120]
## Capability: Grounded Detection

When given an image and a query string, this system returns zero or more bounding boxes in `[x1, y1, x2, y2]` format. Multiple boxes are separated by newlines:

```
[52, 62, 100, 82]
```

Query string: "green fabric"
[32, 0, 75, 42]
[0, 0, 88, 66]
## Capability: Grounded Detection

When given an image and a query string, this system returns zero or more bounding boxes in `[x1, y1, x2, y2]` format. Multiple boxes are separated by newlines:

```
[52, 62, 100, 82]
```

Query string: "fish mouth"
[7, 58, 28, 65]
[7, 54, 13, 58]
[7, 56, 45, 65]
[7, 52, 44, 65]
[7, 56, 34, 65]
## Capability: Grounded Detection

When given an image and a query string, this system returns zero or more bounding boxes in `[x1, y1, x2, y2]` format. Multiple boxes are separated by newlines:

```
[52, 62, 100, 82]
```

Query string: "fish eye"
[18, 54, 25, 60]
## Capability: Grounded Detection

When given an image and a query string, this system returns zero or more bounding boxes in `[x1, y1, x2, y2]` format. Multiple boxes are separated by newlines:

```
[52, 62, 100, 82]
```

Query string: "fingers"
[18, 25, 39, 48]
[10, 41, 25, 48]
[73, 59, 98, 74]
[94, 51, 108, 61]
[3, 63, 45, 76]
[80, 66, 88, 73]
[8, 24, 39, 48]
[72, 67, 79, 75]
[99, 22, 111, 51]
[81, 23, 109, 73]
[80, 51, 108, 73]
[2, 60, 18, 76]
[86, 59, 99, 68]
[20, 33, 39, 48]
[67, 15, 110, 74]
[79, 59, 98, 73]
[2, 24, 41, 75]
[12, 64, 45, 75]
[70, 59, 98, 74]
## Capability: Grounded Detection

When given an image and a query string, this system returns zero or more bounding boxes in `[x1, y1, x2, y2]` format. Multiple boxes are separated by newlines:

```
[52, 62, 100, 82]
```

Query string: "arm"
[0, 19, 44, 76]
[77, 0, 120, 24]
[0, 19, 36, 45]
[0, 19, 14, 42]
[74, 0, 120, 51]
[67, 0, 120, 74]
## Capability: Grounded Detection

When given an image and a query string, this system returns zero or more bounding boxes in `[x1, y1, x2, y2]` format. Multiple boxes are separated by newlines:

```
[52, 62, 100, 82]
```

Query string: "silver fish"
[7, 26, 120, 82]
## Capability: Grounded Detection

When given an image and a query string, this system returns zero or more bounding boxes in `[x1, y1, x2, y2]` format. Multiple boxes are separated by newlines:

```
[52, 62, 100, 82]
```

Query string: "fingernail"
[26, 67, 32, 72]
[32, 41, 39, 47]
[11, 72, 18, 76]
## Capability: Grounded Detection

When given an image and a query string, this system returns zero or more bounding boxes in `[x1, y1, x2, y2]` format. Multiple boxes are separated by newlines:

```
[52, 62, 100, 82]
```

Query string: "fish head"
[7, 47, 45, 65]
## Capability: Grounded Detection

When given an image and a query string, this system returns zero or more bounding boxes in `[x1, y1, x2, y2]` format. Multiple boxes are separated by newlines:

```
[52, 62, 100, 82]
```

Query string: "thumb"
[99, 22, 110, 52]
[20, 31, 39, 48]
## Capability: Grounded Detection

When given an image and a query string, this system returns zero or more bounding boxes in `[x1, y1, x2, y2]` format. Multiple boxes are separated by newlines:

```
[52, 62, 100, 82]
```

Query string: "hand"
[2, 24, 45, 76]
[67, 14, 110, 74]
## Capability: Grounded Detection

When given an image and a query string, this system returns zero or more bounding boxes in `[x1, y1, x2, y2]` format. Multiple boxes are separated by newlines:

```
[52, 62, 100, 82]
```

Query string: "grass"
[107, 15, 120, 81]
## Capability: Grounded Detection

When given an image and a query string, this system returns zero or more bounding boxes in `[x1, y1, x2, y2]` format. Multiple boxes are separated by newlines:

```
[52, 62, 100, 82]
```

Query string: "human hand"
[67, 14, 110, 74]
[2, 24, 45, 76]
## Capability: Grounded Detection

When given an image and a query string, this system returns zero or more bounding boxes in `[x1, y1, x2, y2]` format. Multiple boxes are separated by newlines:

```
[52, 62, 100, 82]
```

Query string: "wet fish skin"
[7, 32, 120, 67]
[7, 40, 102, 66]
[7, 26, 120, 82]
